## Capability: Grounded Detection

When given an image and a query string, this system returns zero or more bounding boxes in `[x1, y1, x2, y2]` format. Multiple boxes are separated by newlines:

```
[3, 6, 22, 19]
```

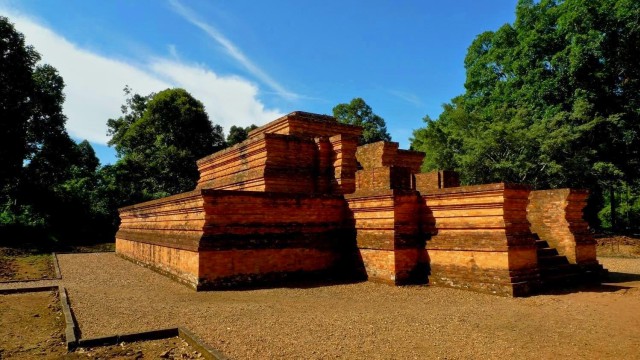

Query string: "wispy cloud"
[388, 89, 424, 107]
[2, 8, 284, 144]
[167, 44, 179, 59]
[168, 0, 299, 101]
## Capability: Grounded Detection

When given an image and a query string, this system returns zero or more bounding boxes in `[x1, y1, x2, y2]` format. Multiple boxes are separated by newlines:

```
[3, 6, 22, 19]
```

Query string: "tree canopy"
[107, 87, 226, 201]
[411, 0, 640, 228]
[0, 17, 70, 194]
[1, 15, 234, 243]
[333, 98, 391, 145]
[226, 124, 258, 147]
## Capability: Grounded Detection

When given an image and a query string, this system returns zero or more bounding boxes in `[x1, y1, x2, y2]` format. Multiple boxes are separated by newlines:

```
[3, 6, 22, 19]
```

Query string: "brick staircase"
[533, 234, 582, 289]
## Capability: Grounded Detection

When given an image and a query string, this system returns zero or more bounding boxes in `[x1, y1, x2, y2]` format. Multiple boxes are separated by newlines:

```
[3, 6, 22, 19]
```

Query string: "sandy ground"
[0, 289, 205, 360]
[53, 253, 640, 359]
[0, 291, 66, 359]
[68, 337, 204, 359]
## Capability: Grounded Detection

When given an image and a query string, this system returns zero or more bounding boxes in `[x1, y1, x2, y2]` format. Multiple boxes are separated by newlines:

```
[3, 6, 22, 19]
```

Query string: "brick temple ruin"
[115, 111, 606, 296]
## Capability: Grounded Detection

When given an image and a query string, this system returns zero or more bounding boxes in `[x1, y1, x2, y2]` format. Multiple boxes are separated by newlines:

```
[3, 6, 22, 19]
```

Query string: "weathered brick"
[115, 112, 604, 297]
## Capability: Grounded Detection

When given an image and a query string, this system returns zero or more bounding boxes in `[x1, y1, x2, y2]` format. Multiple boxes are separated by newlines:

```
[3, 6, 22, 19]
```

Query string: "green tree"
[333, 98, 391, 145]
[1, 16, 51, 194]
[0, 17, 94, 237]
[0, 16, 35, 191]
[411, 0, 640, 228]
[226, 124, 258, 147]
[107, 87, 225, 203]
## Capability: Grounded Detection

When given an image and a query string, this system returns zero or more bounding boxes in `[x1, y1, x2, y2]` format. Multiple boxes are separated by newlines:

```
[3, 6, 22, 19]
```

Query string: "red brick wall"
[116, 191, 206, 251]
[198, 190, 353, 287]
[527, 189, 597, 264]
[423, 183, 539, 296]
[346, 190, 427, 284]
[415, 170, 460, 194]
[248, 111, 362, 140]
[198, 248, 340, 288]
[354, 142, 424, 192]
[117, 238, 200, 288]
[197, 112, 361, 195]
[196, 134, 318, 193]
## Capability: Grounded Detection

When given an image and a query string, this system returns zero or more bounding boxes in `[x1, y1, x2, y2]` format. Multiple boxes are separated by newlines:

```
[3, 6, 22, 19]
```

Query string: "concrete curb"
[58, 286, 78, 350]
[74, 327, 228, 359]
[52, 252, 62, 279]
[0, 285, 57, 294]
[77, 328, 179, 347]
[53, 251, 115, 255]
[179, 327, 229, 360]
[0, 277, 56, 284]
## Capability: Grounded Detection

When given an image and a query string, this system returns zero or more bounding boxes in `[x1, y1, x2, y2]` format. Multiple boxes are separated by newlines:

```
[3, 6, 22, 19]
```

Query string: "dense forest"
[411, 0, 640, 231]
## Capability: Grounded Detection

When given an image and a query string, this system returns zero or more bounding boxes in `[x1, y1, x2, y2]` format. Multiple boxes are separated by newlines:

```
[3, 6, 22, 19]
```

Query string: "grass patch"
[0, 248, 55, 281]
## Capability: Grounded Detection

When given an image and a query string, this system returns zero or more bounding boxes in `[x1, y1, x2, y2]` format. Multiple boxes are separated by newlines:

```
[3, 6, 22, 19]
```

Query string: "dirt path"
[56, 253, 640, 359]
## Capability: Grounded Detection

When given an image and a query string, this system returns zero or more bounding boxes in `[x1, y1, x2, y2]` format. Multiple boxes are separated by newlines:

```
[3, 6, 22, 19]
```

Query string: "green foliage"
[1, 16, 229, 243]
[333, 98, 391, 145]
[598, 183, 640, 230]
[0, 201, 45, 228]
[226, 124, 258, 147]
[411, 0, 640, 229]
[0, 16, 51, 194]
[107, 87, 226, 203]
[0, 16, 39, 193]
[0, 16, 116, 242]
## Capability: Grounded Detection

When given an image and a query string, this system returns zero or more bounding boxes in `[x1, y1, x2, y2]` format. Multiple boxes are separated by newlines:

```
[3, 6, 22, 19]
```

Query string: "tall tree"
[0, 16, 41, 194]
[107, 88, 226, 202]
[333, 98, 391, 145]
[411, 0, 640, 227]
[0, 16, 89, 233]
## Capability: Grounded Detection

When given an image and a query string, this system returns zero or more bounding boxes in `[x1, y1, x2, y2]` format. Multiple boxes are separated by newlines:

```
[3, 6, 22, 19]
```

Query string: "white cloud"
[3, 10, 284, 144]
[151, 59, 283, 127]
[168, 0, 299, 101]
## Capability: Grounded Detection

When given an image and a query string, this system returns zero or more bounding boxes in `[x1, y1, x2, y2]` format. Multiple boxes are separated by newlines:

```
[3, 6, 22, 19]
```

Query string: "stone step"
[539, 263, 579, 276]
[537, 247, 559, 257]
[538, 263, 582, 288]
[538, 254, 570, 267]
[535, 239, 550, 248]
[541, 272, 581, 287]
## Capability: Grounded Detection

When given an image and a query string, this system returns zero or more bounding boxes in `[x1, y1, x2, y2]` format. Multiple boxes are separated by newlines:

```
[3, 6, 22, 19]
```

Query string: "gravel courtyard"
[57, 253, 640, 359]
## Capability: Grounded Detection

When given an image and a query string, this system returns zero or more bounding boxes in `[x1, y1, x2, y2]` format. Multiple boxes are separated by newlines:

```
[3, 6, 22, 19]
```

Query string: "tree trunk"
[610, 185, 616, 232]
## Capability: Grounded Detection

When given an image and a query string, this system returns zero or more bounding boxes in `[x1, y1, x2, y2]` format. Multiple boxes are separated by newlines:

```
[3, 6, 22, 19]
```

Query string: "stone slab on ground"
[56, 253, 640, 360]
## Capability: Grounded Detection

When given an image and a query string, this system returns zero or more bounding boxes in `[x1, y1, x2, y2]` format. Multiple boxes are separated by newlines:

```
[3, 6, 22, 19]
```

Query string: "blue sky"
[1, 0, 518, 165]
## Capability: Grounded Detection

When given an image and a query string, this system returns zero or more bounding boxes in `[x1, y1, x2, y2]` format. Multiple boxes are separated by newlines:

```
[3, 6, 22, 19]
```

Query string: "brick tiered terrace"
[116, 111, 606, 296]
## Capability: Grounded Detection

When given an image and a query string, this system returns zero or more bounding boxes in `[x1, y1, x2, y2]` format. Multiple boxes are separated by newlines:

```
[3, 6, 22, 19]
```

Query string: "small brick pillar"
[415, 170, 460, 193]
[345, 141, 427, 284]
